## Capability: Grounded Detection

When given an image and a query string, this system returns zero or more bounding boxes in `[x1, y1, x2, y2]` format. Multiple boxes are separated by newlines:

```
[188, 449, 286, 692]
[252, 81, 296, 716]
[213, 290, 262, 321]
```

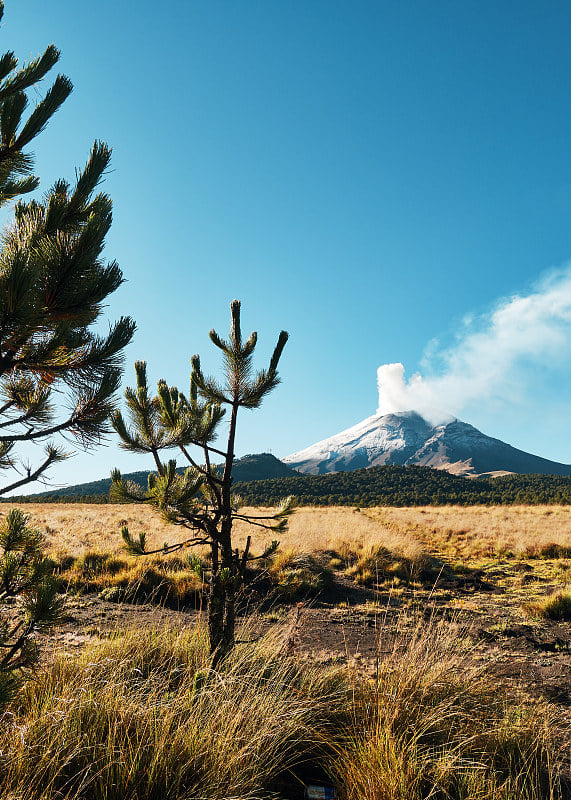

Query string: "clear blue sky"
[5, 0, 571, 488]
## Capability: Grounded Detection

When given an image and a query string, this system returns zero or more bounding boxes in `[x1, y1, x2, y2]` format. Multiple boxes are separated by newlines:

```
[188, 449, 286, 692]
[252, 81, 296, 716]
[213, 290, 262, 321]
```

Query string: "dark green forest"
[7, 464, 571, 506]
[6, 454, 296, 503]
[233, 466, 571, 506]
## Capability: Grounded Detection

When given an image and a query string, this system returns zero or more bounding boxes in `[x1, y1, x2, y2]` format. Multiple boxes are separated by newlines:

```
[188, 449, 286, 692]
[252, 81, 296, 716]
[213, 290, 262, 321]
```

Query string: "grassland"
[5, 501, 571, 559]
[0, 618, 562, 800]
[0, 502, 570, 798]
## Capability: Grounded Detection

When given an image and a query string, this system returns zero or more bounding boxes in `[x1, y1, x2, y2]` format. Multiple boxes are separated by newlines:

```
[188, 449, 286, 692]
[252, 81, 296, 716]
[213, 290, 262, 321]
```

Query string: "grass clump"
[523, 542, 571, 560]
[524, 590, 571, 620]
[265, 548, 333, 600]
[332, 614, 563, 800]
[55, 544, 337, 607]
[0, 625, 346, 800]
[328, 539, 441, 586]
[55, 550, 204, 606]
[0, 616, 565, 799]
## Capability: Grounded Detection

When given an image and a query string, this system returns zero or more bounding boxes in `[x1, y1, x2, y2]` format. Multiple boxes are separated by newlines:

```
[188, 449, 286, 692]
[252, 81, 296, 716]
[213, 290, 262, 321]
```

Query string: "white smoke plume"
[377, 267, 571, 423]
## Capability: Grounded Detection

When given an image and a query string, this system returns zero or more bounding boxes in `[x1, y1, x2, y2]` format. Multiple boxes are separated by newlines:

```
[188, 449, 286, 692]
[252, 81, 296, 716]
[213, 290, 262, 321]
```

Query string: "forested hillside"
[10, 454, 297, 502]
[8, 464, 571, 506]
[234, 466, 571, 506]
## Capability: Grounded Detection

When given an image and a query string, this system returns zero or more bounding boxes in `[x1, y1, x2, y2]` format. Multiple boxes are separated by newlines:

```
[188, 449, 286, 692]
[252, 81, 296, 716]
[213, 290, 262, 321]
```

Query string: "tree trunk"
[208, 525, 236, 667]
[208, 399, 239, 667]
[208, 578, 236, 667]
[207, 572, 226, 665]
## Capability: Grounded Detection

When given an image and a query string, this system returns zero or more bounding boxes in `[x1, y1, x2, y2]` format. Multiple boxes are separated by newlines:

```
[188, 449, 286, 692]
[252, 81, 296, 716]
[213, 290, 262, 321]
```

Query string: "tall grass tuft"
[0, 615, 565, 799]
[332, 613, 562, 800]
[55, 550, 205, 606]
[0, 624, 347, 799]
[266, 548, 334, 599]
[328, 539, 440, 585]
[524, 590, 571, 621]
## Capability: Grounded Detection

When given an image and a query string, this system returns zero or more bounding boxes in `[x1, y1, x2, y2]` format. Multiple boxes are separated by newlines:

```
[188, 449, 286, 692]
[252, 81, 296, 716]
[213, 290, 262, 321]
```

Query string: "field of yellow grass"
[2, 502, 570, 562]
[366, 504, 571, 560]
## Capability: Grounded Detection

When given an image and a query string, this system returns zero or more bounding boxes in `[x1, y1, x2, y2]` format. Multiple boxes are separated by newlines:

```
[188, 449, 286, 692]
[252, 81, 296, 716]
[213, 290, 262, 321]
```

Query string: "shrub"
[0, 509, 64, 708]
[266, 549, 333, 600]
[524, 591, 571, 621]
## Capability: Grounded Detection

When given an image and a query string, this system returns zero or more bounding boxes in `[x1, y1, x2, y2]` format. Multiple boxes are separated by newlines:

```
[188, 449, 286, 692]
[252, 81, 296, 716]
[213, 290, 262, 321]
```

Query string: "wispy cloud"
[377, 267, 571, 423]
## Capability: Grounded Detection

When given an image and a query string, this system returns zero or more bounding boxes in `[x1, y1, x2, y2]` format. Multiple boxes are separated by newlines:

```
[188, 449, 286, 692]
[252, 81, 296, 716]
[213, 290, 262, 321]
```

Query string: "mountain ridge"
[19, 453, 298, 499]
[283, 410, 571, 477]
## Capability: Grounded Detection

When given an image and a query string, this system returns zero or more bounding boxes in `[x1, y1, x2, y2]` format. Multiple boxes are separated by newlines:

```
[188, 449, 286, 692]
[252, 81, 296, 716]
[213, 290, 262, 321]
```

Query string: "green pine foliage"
[0, 508, 63, 709]
[111, 301, 289, 663]
[0, 1, 134, 709]
[0, 3, 135, 497]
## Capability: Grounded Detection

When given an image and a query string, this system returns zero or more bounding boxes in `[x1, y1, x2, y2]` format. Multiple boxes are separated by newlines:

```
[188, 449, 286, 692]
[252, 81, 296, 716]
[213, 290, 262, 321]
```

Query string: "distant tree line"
[3, 494, 110, 504]
[6, 465, 571, 506]
[234, 466, 571, 506]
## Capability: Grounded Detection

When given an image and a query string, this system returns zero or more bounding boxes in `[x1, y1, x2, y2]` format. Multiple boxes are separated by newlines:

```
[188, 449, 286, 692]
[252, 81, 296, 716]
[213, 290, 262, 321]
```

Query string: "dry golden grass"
[523, 590, 571, 620]
[334, 612, 561, 800]
[0, 504, 423, 560]
[0, 618, 562, 800]
[276, 506, 425, 562]
[56, 551, 205, 605]
[3, 502, 571, 565]
[0, 624, 347, 800]
[0, 503, 181, 557]
[364, 505, 571, 561]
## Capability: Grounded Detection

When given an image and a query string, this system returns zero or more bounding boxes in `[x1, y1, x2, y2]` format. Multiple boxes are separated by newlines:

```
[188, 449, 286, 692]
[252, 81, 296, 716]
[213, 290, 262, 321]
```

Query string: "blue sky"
[5, 1, 571, 487]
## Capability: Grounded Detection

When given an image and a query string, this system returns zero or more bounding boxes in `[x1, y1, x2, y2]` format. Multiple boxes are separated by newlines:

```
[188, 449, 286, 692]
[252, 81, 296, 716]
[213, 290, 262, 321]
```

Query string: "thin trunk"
[222, 580, 235, 655]
[208, 400, 239, 663]
[208, 572, 226, 665]
[207, 499, 238, 663]
[208, 572, 236, 665]
[207, 396, 242, 665]
[222, 401, 239, 487]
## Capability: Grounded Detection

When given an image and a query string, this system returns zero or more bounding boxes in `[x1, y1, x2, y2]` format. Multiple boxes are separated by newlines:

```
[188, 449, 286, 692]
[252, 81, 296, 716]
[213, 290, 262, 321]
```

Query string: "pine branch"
[179, 444, 223, 486]
[0, 51, 17, 86]
[269, 330, 289, 374]
[0, 44, 60, 100]
[15, 74, 72, 149]
[0, 445, 67, 496]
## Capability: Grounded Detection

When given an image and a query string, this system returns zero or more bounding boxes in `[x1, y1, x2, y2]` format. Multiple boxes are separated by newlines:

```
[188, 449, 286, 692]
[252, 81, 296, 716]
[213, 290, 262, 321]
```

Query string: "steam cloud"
[377, 267, 571, 423]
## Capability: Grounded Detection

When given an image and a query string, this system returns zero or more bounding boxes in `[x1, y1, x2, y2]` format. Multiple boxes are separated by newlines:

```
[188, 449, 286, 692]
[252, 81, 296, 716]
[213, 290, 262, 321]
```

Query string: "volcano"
[282, 411, 571, 477]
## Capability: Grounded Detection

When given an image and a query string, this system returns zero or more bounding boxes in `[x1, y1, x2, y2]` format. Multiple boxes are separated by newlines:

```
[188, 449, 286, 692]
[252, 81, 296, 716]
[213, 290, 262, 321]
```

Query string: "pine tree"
[0, 2, 136, 495]
[0, 4, 71, 208]
[0, 1, 135, 703]
[0, 509, 63, 707]
[111, 301, 290, 664]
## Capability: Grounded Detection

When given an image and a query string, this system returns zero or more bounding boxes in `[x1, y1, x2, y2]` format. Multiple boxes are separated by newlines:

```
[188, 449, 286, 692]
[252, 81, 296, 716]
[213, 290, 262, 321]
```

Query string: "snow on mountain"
[283, 411, 571, 477]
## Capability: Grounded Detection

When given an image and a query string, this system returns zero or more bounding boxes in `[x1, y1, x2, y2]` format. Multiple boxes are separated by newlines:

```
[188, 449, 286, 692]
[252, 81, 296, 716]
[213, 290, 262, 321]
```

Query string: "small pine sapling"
[111, 300, 291, 663]
[0, 509, 64, 707]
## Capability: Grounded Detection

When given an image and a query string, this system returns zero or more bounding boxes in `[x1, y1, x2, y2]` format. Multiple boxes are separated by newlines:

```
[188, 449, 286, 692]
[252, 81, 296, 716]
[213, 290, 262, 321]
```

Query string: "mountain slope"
[25, 453, 298, 499]
[283, 411, 571, 477]
[235, 467, 571, 507]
